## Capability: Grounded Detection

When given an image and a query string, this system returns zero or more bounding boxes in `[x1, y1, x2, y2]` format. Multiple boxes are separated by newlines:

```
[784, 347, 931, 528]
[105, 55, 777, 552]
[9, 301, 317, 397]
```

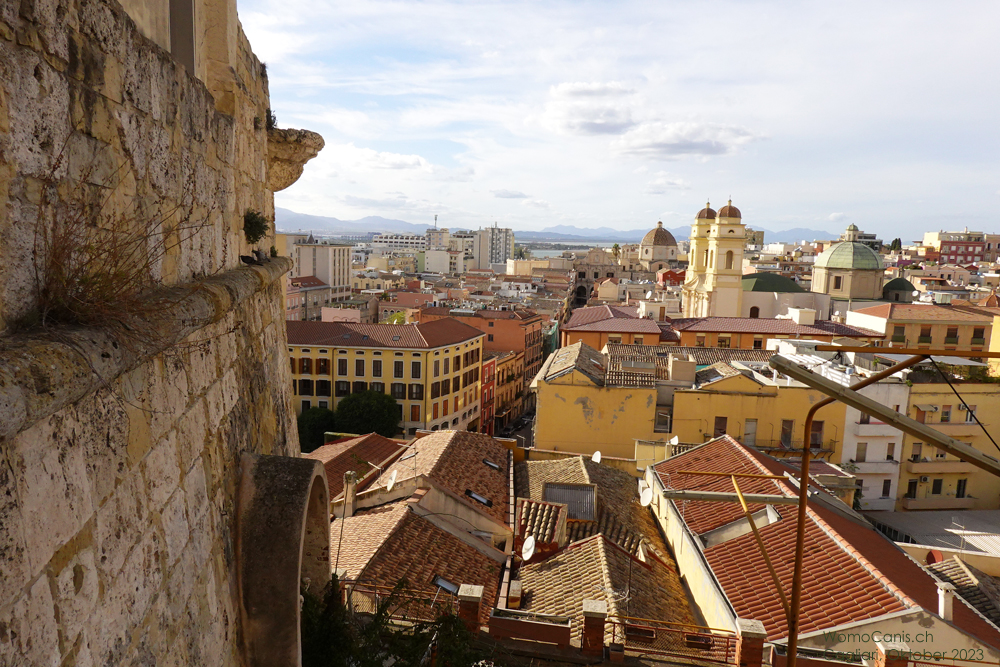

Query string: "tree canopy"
[335, 390, 400, 438]
[297, 407, 337, 453]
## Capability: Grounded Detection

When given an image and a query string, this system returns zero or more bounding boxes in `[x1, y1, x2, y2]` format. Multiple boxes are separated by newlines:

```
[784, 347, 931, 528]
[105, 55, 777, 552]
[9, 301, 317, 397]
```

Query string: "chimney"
[938, 581, 956, 621]
[342, 471, 358, 518]
[457, 584, 484, 632]
[581, 599, 607, 657]
[735, 618, 767, 667]
[507, 580, 522, 609]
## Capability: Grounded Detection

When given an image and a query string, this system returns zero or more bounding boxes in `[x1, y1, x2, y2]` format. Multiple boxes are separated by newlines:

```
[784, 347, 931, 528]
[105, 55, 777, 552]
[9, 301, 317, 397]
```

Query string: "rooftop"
[668, 317, 883, 338]
[605, 343, 775, 367]
[286, 318, 485, 348]
[853, 302, 1000, 323]
[302, 433, 406, 499]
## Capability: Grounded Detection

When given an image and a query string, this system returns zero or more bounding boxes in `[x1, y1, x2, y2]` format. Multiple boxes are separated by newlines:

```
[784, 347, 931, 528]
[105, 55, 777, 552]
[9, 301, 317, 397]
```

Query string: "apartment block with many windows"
[287, 319, 484, 436]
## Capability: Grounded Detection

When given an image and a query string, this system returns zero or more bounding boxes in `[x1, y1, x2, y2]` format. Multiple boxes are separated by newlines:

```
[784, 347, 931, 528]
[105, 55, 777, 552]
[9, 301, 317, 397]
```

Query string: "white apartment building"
[372, 233, 427, 252]
[292, 238, 352, 302]
[842, 382, 910, 511]
[474, 225, 515, 268]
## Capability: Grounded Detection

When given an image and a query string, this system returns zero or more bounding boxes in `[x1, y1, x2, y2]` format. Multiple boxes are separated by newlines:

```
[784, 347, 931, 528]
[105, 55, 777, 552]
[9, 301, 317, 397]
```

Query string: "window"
[352, 381, 367, 393]
[410, 405, 420, 422]
[957, 478, 968, 498]
[454, 355, 461, 371]
[833, 276, 843, 290]
[370, 381, 385, 393]
[488, 321, 494, 327]
[434, 360, 440, 377]
[634, 336, 644, 345]
[317, 359, 330, 375]
[433, 576, 459, 595]
[442, 378, 451, 394]
[316, 380, 331, 396]
[290, 358, 297, 374]
[919, 325, 931, 341]
[355, 359, 364, 376]
[906, 479, 917, 498]
[936, 447, 947, 459]
[335, 381, 350, 397]
[372, 360, 382, 377]
[780, 420, 794, 447]
[608, 334, 622, 344]
[752, 337, 763, 350]
[696, 335, 706, 348]
[300, 358, 312, 374]
[301, 400, 310, 411]
[391, 383, 406, 399]
[717, 336, 731, 349]
[810, 420, 824, 447]
[394, 361, 404, 378]
[855, 442, 867, 462]
[886, 443, 895, 461]
[408, 384, 424, 400]
[411, 361, 422, 379]
[714, 416, 728, 437]
[318, 400, 328, 410]
[442, 400, 449, 417]
[892, 325, 905, 338]
[488, 334, 494, 342]
[744, 419, 757, 447]
[298, 379, 314, 396]
[338, 358, 348, 376]
[725, 250, 734, 270]
[444, 358, 450, 374]
[465, 489, 493, 507]
[881, 479, 892, 498]
[941, 405, 951, 423]
[431, 382, 440, 399]
[749, 307, 759, 319]
[966, 405, 977, 423]
[860, 413, 870, 424]
[931, 478, 943, 495]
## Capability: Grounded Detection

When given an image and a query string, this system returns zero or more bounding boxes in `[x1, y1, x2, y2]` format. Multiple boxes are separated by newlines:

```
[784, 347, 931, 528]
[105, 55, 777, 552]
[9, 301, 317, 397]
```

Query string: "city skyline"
[244, 0, 1000, 237]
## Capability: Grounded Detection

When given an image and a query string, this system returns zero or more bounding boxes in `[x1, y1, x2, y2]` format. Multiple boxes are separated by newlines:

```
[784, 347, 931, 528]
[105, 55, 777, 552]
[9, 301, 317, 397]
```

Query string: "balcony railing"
[918, 336, 933, 344]
[945, 336, 959, 344]
[891, 335, 906, 343]
[900, 496, 976, 511]
[972, 337, 986, 345]
[608, 616, 738, 665]
[906, 459, 977, 474]
[342, 580, 458, 623]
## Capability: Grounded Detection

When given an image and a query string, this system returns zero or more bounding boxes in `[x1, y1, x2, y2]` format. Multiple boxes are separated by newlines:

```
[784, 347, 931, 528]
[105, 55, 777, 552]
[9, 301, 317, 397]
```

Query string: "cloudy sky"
[242, 0, 1000, 237]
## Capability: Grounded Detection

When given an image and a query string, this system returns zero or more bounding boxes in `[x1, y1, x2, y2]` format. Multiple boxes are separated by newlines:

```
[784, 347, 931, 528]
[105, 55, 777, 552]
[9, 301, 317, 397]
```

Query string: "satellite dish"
[592, 450, 602, 464]
[669, 436, 679, 446]
[912, 290, 920, 297]
[645, 291, 653, 299]
[640, 487, 654, 507]
[386, 470, 398, 492]
[521, 535, 536, 561]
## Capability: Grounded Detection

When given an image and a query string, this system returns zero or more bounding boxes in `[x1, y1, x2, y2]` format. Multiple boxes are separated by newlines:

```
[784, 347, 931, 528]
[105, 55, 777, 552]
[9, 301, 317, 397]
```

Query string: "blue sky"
[242, 0, 1000, 238]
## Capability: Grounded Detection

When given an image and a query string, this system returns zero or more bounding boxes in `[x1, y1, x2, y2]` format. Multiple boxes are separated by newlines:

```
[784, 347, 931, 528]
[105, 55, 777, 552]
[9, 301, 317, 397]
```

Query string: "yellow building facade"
[493, 350, 526, 430]
[683, 200, 746, 318]
[286, 320, 484, 436]
[897, 382, 1000, 511]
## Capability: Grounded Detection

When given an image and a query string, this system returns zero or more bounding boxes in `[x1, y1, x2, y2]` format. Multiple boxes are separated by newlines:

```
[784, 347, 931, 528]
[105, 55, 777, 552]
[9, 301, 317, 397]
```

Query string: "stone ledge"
[267, 128, 324, 192]
[0, 257, 292, 442]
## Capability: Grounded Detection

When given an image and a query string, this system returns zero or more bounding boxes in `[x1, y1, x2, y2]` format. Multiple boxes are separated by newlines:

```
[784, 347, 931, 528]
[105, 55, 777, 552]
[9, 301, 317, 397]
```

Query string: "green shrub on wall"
[244, 209, 269, 245]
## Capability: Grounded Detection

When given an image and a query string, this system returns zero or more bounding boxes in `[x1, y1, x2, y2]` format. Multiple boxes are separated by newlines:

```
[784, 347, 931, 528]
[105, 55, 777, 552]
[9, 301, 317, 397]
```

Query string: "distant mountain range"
[275, 208, 838, 244]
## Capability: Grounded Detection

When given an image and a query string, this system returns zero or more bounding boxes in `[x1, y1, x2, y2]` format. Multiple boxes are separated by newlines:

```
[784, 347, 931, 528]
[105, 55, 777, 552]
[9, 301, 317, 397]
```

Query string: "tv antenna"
[521, 535, 536, 561]
[591, 450, 602, 464]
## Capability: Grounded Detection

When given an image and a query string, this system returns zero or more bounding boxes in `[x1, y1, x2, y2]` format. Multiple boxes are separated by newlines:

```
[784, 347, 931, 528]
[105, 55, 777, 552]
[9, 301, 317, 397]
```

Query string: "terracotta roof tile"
[375, 430, 509, 525]
[516, 498, 566, 547]
[853, 303, 1000, 323]
[927, 557, 1000, 627]
[287, 318, 484, 348]
[669, 317, 883, 338]
[606, 343, 775, 366]
[303, 433, 407, 499]
[563, 305, 660, 334]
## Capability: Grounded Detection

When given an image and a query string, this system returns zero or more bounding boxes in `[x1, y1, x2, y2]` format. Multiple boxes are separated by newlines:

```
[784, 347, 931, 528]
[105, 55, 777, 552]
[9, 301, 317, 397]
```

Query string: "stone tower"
[682, 200, 746, 318]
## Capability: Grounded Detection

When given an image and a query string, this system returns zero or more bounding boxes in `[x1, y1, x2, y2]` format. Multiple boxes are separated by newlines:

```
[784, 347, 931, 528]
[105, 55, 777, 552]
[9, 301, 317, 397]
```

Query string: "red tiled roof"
[653, 437, 1000, 648]
[420, 306, 540, 321]
[376, 431, 510, 525]
[331, 500, 500, 623]
[669, 317, 883, 338]
[564, 305, 639, 328]
[290, 275, 329, 288]
[853, 303, 1000, 323]
[286, 318, 484, 348]
[303, 433, 406, 499]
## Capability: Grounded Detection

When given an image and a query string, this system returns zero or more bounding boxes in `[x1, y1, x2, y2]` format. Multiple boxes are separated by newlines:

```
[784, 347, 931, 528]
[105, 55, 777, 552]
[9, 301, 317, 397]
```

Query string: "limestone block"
[266, 127, 324, 192]
[183, 457, 209, 523]
[160, 488, 190, 566]
[94, 470, 148, 579]
[77, 390, 129, 508]
[12, 415, 94, 574]
[176, 399, 209, 472]
[53, 547, 99, 651]
[0, 453, 28, 610]
[142, 429, 181, 511]
[0, 574, 61, 667]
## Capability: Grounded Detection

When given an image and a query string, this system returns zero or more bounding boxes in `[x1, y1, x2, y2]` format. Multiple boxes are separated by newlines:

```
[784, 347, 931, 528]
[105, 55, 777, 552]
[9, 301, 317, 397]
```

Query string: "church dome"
[640, 221, 677, 247]
[717, 200, 741, 218]
[815, 241, 884, 271]
[696, 201, 717, 219]
[741, 273, 805, 293]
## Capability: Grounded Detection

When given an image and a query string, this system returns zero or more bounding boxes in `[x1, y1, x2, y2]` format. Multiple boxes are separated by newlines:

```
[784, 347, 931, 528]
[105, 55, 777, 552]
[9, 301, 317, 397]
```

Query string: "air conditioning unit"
[919, 476, 930, 483]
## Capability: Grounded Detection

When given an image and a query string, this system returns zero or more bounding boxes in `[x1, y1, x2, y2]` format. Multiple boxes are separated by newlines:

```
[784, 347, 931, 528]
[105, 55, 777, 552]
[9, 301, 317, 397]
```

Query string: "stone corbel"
[267, 128, 325, 192]
[238, 454, 330, 667]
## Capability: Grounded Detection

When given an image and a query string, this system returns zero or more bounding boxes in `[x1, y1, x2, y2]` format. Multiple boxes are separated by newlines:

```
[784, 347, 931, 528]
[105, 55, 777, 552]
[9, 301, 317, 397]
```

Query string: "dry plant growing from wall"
[20, 143, 214, 355]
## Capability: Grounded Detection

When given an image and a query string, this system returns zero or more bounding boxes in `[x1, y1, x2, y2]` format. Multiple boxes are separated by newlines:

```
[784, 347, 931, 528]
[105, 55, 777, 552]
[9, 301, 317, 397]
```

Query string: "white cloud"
[645, 173, 691, 195]
[492, 189, 529, 198]
[614, 122, 760, 159]
[829, 212, 848, 221]
[523, 199, 552, 210]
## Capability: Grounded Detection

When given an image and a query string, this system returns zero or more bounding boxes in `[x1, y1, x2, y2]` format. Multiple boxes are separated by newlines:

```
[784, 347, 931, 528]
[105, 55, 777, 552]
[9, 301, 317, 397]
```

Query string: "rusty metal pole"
[784, 354, 926, 667]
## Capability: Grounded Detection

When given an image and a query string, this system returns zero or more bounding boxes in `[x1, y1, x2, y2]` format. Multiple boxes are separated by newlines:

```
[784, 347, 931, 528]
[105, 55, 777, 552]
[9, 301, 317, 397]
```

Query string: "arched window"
[709, 250, 715, 268]
[702, 249, 709, 267]
[749, 306, 760, 318]
[725, 250, 734, 270]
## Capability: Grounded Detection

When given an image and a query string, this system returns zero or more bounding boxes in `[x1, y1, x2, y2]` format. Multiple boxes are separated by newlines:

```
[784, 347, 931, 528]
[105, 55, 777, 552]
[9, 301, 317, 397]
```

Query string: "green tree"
[611, 242, 620, 260]
[385, 312, 405, 324]
[297, 407, 337, 453]
[890, 237, 902, 252]
[336, 390, 400, 437]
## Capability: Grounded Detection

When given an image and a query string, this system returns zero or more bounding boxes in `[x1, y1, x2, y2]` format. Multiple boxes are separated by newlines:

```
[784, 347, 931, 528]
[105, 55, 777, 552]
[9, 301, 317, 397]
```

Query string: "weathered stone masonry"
[0, 0, 324, 665]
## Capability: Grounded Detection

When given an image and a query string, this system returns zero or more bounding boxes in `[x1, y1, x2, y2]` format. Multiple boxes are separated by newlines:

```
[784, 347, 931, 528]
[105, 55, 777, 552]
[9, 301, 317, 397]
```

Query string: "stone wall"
[0, 0, 316, 665]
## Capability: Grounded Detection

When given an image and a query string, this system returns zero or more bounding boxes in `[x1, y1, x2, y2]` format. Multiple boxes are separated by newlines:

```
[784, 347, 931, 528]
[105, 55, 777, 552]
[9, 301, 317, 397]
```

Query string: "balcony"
[906, 459, 977, 474]
[851, 459, 899, 475]
[972, 337, 986, 345]
[945, 336, 959, 344]
[901, 496, 976, 510]
[855, 421, 901, 437]
[918, 336, 933, 344]
[891, 335, 906, 343]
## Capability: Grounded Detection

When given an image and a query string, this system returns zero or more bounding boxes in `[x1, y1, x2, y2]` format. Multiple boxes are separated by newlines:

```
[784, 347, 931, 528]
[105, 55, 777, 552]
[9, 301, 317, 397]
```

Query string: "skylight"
[466, 490, 493, 507]
[483, 458, 500, 471]
[433, 576, 458, 594]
